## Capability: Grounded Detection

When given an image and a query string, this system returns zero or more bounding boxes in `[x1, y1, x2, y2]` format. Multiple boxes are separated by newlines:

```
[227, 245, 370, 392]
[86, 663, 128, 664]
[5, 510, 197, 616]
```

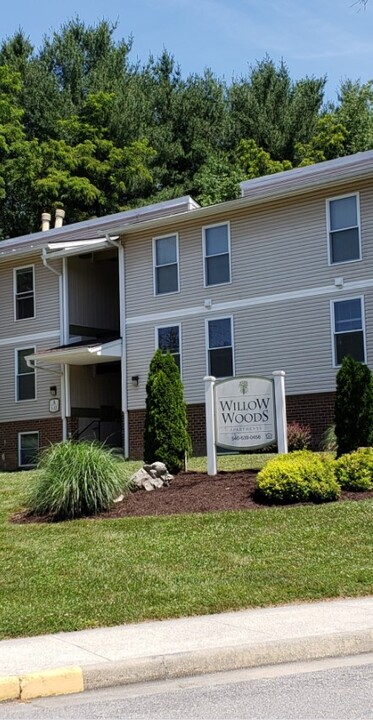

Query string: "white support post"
[204, 375, 217, 476]
[272, 370, 288, 454]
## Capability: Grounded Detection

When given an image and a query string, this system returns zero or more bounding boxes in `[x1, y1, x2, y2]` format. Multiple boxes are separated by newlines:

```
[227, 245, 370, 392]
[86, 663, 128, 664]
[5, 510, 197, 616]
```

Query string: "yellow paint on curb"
[20, 666, 84, 701]
[0, 676, 20, 702]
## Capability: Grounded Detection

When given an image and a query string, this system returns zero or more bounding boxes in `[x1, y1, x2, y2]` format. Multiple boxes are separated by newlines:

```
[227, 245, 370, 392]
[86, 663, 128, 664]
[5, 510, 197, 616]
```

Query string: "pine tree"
[143, 349, 191, 473]
[335, 355, 373, 456]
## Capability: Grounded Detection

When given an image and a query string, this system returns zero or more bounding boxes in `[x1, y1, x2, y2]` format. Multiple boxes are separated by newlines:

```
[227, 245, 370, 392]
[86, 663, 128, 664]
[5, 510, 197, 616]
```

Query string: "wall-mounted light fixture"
[50, 386, 57, 397]
[131, 376, 139, 387]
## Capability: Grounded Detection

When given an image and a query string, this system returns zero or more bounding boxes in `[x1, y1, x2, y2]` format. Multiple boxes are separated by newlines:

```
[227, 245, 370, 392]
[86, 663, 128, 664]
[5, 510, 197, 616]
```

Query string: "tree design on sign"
[239, 380, 248, 395]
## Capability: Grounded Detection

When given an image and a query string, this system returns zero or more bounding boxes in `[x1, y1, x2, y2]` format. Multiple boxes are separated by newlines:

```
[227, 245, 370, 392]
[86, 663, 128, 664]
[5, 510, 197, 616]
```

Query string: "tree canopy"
[0, 18, 372, 238]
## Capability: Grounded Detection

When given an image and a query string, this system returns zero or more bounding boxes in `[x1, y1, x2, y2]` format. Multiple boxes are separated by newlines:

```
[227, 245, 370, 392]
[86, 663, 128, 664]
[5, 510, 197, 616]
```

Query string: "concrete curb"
[2, 629, 372, 702]
[83, 629, 373, 690]
[0, 667, 84, 703]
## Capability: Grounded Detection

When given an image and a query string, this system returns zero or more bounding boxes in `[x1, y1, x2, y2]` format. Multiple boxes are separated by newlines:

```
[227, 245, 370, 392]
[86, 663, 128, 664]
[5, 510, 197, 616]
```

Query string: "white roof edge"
[239, 151, 373, 197]
[0, 195, 199, 257]
[1, 152, 373, 260]
[119, 151, 373, 236]
[26, 338, 122, 366]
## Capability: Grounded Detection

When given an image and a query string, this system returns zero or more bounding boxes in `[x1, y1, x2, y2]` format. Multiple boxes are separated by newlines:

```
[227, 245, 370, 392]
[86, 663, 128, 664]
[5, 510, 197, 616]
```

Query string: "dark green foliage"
[335, 356, 373, 456]
[144, 349, 191, 473]
[27, 440, 129, 520]
[0, 18, 372, 238]
[256, 450, 340, 504]
[335, 447, 373, 491]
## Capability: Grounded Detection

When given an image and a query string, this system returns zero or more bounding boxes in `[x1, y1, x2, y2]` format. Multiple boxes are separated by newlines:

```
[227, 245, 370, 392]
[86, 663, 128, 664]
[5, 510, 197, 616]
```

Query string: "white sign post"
[204, 372, 288, 476]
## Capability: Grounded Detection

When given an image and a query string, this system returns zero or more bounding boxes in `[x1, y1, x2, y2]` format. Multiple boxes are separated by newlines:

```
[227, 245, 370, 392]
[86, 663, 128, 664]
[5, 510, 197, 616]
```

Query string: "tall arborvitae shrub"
[143, 349, 191, 473]
[335, 355, 373, 457]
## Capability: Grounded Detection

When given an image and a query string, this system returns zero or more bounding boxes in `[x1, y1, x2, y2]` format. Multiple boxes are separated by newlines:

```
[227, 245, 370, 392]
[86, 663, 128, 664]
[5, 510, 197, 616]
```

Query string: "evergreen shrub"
[335, 356, 373, 456]
[143, 349, 191, 473]
[335, 447, 373, 491]
[287, 421, 311, 451]
[256, 450, 340, 504]
[27, 441, 129, 520]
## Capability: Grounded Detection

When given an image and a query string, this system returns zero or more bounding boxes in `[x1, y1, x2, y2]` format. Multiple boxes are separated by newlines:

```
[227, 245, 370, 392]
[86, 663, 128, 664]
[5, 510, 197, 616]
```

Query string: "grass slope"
[0, 457, 372, 639]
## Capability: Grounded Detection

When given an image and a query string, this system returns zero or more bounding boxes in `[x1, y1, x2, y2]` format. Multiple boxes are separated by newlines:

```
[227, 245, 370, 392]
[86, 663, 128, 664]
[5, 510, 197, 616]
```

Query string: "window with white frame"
[18, 432, 39, 467]
[207, 317, 234, 377]
[16, 348, 36, 401]
[328, 195, 361, 264]
[153, 235, 179, 295]
[157, 325, 181, 371]
[14, 266, 35, 320]
[203, 223, 230, 286]
[332, 298, 365, 365]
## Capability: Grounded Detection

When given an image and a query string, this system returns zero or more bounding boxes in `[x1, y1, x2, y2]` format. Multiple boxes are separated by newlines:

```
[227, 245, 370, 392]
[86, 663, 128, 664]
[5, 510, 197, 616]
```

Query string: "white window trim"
[326, 192, 362, 266]
[18, 431, 39, 468]
[330, 295, 366, 368]
[15, 346, 37, 402]
[13, 264, 36, 321]
[152, 233, 180, 297]
[155, 323, 182, 377]
[202, 221, 232, 288]
[205, 315, 235, 377]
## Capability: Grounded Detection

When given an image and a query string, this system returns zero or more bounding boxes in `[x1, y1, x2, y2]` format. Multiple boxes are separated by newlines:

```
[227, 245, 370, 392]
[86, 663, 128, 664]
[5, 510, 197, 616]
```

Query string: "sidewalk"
[1, 597, 373, 702]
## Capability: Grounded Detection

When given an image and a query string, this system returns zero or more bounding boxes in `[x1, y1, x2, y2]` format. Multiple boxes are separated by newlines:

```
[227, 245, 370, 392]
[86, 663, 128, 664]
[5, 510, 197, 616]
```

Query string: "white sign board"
[204, 371, 288, 476]
[215, 376, 276, 450]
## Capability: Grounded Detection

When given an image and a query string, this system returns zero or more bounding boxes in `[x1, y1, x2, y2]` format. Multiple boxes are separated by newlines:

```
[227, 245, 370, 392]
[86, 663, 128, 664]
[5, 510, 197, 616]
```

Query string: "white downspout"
[118, 244, 129, 458]
[41, 249, 69, 441]
[106, 234, 128, 458]
[62, 257, 70, 436]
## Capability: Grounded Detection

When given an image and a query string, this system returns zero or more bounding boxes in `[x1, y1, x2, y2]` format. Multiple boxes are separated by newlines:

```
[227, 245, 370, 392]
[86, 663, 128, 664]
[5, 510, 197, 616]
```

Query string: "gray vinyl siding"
[0, 255, 61, 337]
[68, 254, 119, 332]
[126, 288, 373, 409]
[124, 180, 373, 319]
[0, 255, 62, 423]
[70, 365, 121, 409]
[0, 339, 62, 421]
[124, 178, 373, 409]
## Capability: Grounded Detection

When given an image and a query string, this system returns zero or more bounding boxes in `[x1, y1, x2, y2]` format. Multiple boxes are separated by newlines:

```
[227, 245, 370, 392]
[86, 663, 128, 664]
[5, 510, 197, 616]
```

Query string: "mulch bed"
[10, 470, 373, 523]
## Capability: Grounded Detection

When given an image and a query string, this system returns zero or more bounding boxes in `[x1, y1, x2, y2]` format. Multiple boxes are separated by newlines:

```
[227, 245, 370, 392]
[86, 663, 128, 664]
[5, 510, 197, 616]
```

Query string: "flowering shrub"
[287, 422, 311, 451]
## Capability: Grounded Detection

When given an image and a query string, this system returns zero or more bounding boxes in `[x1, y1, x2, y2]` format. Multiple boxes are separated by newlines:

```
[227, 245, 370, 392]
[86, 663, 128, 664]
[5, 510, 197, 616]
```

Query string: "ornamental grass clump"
[27, 441, 128, 520]
[335, 447, 373, 491]
[256, 450, 340, 504]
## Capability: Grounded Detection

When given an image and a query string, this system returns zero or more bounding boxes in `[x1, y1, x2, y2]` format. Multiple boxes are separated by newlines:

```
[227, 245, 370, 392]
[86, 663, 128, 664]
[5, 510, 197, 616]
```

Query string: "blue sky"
[2, 0, 372, 102]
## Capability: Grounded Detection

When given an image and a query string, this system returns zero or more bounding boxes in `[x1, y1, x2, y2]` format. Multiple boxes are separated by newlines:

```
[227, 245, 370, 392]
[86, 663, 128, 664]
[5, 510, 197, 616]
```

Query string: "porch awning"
[26, 338, 122, 366]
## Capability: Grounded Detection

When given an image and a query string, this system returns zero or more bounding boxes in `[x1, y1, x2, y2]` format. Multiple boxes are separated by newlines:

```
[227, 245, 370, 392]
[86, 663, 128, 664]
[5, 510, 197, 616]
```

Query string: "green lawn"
[0, 455, 372, 640]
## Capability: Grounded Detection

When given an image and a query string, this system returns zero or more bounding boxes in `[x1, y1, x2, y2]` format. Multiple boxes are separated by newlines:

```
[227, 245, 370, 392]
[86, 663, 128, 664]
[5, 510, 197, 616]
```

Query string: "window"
[327, 194, 361, 264]
[207, 317, 234, 377]
[203, 223, 231, 286]
[157, 325, 181, 371]
[153, 235, 179, 295]
[16, 348, 36, 401]
[14, 266, 35, 320]
[18, 432, 39, 467]
[332, 298, 365, 366]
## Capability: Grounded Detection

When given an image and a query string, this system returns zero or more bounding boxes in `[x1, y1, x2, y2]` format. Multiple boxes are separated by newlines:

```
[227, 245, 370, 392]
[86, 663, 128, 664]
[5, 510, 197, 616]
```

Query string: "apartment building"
[1, 151, 372, 469]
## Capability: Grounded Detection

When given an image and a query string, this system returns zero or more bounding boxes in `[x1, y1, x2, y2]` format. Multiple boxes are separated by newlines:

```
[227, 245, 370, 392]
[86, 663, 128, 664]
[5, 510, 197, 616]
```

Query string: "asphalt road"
[1, 654, 372, 719]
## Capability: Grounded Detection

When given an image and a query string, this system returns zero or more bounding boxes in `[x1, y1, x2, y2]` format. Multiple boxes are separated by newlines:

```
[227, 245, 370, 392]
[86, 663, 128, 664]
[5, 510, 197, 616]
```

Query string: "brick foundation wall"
[286, 392, 335, 448]
[128, 392, 336, 459]
[128, 409, 146, 459]
[0, 417, 63, 471]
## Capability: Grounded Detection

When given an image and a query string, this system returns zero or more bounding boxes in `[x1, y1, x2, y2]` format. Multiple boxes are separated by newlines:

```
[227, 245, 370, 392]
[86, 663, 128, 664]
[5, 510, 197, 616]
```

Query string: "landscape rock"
[144, 462, 168, 478]
[129, 462, 174, 491]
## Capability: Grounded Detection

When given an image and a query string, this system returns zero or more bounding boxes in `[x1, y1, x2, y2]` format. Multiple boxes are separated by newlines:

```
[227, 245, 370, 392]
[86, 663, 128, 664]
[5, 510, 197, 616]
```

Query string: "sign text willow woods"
[215, 377, 275, 450]
[204, 372, 287, 475]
